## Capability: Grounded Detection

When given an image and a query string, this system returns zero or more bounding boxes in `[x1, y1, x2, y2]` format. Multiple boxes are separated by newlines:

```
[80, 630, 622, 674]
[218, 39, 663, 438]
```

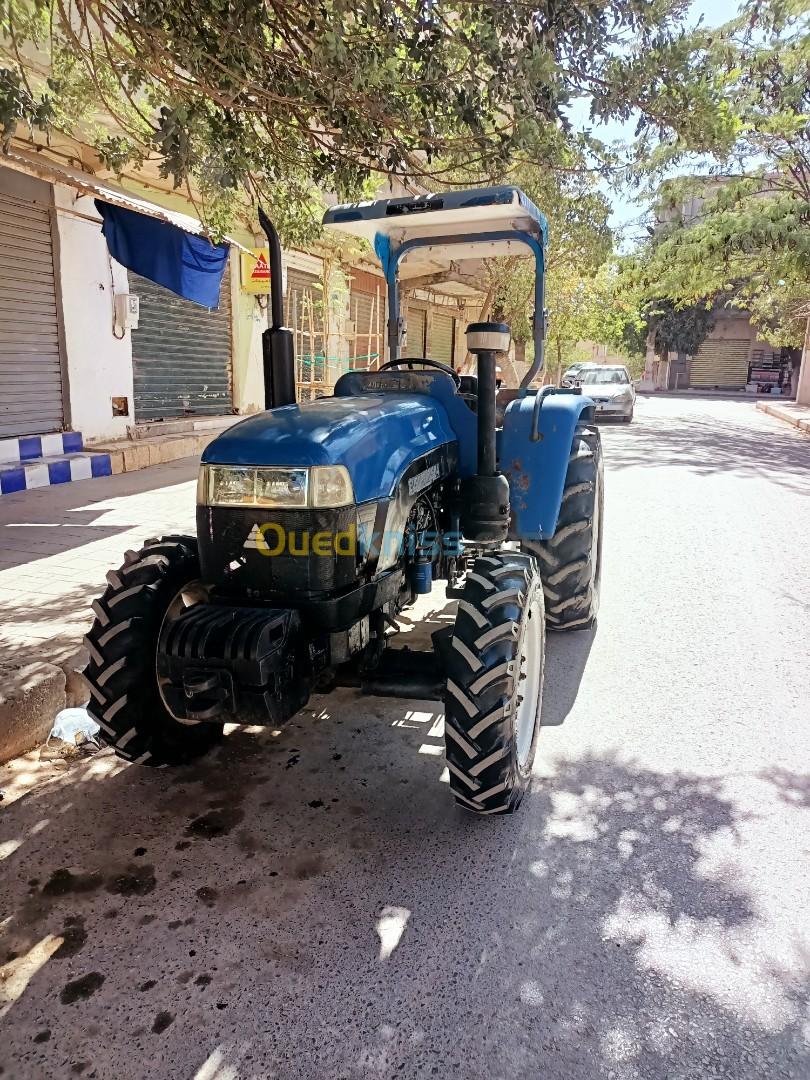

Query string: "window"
[581, 368, 629, 385]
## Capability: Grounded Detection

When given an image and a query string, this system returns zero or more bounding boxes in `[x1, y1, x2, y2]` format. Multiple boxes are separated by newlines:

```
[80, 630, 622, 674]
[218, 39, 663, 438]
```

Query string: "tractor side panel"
[500, 394, 593, 541]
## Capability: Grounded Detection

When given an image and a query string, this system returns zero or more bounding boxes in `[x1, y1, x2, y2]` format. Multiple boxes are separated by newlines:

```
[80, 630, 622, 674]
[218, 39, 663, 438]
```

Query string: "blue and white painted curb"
[0, 431, 84, 465]
[0, 432, 113, 496]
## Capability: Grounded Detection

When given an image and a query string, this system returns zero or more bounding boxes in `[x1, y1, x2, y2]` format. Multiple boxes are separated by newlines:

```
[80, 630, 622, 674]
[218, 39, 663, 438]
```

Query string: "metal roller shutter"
[430, 312, 455, 365]
[689, 339, 750, 389]
[0, 170, 64, 437]
[131, 268, 233, 421]
[404, 307, 427, 358]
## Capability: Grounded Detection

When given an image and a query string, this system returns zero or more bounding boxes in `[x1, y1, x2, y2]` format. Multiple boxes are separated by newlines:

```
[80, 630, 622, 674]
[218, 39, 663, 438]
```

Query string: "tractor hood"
[201, 393, 458, 503]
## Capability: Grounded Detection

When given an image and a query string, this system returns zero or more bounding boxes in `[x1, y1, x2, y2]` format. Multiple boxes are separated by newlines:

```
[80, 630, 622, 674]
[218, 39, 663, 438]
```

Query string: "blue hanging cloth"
[95, 200, 229, 309]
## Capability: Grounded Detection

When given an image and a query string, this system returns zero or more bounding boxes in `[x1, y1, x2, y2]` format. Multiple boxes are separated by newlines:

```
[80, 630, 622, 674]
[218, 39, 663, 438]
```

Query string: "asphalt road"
[1, 395, 809, 1080]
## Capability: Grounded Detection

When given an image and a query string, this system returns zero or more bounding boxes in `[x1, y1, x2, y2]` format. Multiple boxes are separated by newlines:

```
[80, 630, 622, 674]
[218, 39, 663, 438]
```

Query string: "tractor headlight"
[255, 468, 309, 507]
[198, 465, 353, 509]
[310, 466, 353, 508]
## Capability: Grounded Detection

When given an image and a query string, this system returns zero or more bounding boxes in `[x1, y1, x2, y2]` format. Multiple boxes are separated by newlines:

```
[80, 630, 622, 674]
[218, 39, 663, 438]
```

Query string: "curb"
[637, 390, 759, 401]
[756, 401, 810, 434]
[89, 426, 233, 476]
[0, 661, 66, 765]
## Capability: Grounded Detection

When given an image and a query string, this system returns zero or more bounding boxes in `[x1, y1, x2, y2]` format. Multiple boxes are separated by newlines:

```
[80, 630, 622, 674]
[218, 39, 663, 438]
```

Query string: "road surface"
[1, 395, 809, 1079]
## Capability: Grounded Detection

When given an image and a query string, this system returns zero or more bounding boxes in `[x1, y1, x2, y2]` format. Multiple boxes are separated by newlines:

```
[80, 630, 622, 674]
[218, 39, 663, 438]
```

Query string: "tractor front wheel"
[444, 552, 545, 815]
[84, 535, 223, 767]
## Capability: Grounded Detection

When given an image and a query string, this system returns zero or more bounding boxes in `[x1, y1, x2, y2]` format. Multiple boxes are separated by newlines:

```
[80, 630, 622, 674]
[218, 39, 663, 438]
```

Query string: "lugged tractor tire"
[444, 552, 546, 815]
[523, 424, 604, 631]
[83, 535, 223, 767]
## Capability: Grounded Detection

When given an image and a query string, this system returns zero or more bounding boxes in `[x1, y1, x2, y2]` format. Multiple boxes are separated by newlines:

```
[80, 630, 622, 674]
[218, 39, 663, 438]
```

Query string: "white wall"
[229, 248, 265, 415]
[54, 187, 134, 441]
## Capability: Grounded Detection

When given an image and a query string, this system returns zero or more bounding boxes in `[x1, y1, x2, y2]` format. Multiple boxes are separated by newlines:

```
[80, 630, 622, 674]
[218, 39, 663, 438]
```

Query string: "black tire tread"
[84, 535, 222, 767]
[444, 552, 545, 815]
[524, 424, 603, 631]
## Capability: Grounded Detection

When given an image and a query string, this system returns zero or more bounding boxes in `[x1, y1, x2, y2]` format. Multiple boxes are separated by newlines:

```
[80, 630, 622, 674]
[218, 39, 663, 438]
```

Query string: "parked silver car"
[576, 365, 636, 422]
[560, 362, 597, 387]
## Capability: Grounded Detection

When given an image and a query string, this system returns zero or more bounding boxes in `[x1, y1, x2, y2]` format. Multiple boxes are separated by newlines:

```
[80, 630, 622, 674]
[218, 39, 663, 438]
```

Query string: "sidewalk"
[637, 388, 757, 401]
[756, 399, 810, 434]
[0, 457, 199, 759]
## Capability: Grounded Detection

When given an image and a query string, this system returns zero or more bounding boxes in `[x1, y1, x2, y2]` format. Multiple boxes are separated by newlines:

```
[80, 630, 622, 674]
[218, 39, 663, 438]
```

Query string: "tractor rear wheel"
[523, 424, 603, 631]
[84, 535, 223, 767]
[444, 552, 545, 815]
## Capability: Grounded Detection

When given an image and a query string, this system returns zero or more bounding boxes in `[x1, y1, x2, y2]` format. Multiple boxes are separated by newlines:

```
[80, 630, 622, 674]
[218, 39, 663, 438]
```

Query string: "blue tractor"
[84, 187, 603, 815]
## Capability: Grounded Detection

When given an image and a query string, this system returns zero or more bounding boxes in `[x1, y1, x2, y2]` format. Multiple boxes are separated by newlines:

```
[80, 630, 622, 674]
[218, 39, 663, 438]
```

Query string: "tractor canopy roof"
[323, 186, 547, 297]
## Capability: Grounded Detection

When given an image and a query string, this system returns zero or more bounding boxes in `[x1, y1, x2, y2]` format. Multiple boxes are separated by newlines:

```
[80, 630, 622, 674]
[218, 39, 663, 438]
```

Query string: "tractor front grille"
[196, 504, 363, 600]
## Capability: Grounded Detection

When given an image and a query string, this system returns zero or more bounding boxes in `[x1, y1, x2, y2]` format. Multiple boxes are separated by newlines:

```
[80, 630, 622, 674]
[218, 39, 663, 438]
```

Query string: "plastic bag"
[49, 707, 100, 747]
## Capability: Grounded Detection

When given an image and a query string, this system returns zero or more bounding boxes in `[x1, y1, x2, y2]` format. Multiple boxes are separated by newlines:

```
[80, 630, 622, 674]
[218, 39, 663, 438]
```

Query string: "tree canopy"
[1, 0, 737, 239]
[620, 0, 810, 348]
[2, 0, 807, 365]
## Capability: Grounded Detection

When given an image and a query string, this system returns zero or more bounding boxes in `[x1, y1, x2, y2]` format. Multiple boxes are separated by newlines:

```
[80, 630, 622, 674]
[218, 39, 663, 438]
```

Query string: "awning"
[96, 200, 229, 309]
[2, 144, 248, 249]
[2, 144, 249, 307]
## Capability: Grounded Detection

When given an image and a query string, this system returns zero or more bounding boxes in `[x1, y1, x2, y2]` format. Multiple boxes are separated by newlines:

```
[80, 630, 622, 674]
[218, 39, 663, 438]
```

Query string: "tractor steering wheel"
[377, 357, 461, 389]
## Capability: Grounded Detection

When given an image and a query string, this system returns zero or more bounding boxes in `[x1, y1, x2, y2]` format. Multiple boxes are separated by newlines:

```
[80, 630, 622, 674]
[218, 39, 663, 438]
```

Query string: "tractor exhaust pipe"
[461, 323, 511, 542]
[258, 206, 296, 409]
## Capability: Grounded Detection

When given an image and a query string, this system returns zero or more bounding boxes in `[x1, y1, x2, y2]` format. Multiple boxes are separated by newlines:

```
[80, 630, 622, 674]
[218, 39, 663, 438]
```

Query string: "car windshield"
[580, 369, 629, 385]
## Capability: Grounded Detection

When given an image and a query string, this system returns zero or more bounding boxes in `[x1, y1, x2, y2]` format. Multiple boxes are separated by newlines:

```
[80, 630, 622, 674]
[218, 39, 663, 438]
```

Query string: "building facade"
[0, 148, 483, 455]
[640, 309, 800, 394]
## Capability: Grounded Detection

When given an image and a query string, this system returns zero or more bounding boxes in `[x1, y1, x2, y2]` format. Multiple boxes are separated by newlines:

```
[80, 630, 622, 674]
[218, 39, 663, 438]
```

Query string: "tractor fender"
[499, 392, 595, 541]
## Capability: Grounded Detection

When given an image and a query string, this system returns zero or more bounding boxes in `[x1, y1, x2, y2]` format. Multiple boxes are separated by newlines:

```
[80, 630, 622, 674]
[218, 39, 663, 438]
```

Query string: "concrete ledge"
[0, 661, 66, 764]
[90, 425, 235, 475]
[757, 400, 810, 434]
[128, 415, 236, 440]
[638, 389, 756, 401]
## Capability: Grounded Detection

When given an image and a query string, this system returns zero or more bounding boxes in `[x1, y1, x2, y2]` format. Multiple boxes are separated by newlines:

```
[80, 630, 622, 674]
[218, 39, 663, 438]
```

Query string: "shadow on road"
[1, 708, 807, 1078]
[542, 625, 595, 727]
[0, 461, 200, 662]
[0, 465, 198, 572]
[605, 402, 810, 494]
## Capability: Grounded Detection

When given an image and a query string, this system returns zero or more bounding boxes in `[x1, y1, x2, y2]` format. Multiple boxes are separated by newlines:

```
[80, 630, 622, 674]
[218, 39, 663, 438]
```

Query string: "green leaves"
[0, 0, 747, 236]
[620, 1, 810, 349]
[480, 162, 613, 358]
[0, 67, 54, 147]
[651, 300, 715, 357]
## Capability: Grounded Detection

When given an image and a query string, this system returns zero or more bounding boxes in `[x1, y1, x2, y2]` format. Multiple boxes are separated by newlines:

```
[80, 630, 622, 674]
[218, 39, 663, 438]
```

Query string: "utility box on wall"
[114, 293, 140, 331]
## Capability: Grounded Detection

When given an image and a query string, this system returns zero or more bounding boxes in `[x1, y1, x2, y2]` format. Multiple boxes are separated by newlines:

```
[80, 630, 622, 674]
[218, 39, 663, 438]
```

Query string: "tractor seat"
[458, 375, 478, 412]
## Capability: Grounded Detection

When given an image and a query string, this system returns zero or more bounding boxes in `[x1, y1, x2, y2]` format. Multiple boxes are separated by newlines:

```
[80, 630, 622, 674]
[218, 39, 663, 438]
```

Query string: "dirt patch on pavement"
[185, 807, 244, 839]
[60, 972, 104, 1004]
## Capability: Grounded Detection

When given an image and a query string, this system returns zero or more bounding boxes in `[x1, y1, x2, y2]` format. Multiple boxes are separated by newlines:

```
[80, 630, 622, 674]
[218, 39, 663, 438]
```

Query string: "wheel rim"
[516, 594, 543, 767]
[591, 454, 604, 597]
[156, 580, 209, 724]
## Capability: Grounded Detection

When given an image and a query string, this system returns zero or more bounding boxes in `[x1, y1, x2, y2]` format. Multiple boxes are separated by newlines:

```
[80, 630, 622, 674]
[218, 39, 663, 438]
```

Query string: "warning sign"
[252, 253, 270, 279]
[240, 246, 272, 294]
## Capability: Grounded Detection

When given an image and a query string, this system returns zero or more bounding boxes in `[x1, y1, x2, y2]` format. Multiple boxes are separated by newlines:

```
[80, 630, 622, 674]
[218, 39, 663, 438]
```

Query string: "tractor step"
[361, 652, 444, 700]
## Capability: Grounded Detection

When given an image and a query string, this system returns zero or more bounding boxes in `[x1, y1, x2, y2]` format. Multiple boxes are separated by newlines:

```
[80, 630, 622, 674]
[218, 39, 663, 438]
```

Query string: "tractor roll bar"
[382, 231, 546, 393]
